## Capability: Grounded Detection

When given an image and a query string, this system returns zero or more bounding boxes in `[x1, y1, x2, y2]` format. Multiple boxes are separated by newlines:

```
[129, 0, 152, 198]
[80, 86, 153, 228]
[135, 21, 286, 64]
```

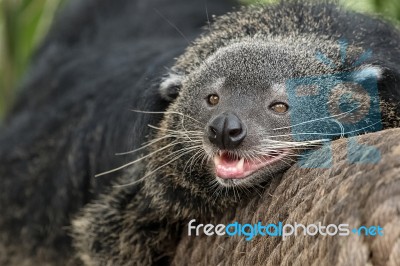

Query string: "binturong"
[73, 1, 400, 265]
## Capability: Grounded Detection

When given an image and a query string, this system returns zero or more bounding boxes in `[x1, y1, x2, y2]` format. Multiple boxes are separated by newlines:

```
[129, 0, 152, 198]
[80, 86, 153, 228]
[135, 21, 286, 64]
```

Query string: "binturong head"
[158, 36, 386, 190]
[150, 3, 400, 203]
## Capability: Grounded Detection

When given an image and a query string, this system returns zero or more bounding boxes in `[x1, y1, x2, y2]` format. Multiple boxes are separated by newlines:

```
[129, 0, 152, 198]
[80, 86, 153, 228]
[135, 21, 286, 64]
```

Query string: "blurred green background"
[0, 0, 399, 120]
[0, 0, 64, 120]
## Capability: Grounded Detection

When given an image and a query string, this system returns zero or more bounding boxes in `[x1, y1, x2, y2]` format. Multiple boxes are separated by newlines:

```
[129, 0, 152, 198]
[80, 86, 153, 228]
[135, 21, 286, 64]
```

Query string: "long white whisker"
[115, 134, 176, 155]
[130, 110, 204, 125]
[96, 140, 200, 177]
[115, 147, 199, 187]
[147, 124, 203, 135]
[272, 105, 360, 130]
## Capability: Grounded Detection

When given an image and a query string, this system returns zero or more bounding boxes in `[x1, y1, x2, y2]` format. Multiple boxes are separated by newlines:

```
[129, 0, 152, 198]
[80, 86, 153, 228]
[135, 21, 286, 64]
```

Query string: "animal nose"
[208, 112, 247, 149]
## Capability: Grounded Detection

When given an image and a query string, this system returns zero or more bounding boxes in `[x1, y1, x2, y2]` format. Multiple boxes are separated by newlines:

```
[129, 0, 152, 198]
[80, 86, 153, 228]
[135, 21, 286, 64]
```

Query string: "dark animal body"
[0, 0, 400, 265]
[0, 0, 234, 265]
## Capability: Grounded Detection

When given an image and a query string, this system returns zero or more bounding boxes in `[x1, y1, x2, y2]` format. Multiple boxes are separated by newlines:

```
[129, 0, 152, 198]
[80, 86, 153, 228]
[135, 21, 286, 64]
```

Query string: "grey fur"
[71, 1, 400, 265]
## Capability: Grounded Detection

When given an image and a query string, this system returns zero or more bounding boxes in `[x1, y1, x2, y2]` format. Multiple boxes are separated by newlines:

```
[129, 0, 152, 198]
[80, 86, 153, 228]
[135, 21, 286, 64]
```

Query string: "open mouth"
[213, 150, 289, 179]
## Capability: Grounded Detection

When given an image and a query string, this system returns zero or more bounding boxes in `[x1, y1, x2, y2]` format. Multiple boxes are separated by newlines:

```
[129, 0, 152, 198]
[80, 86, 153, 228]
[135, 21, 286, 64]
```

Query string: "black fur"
[0, 0, 234, 264]
[1, 0, 400, 265]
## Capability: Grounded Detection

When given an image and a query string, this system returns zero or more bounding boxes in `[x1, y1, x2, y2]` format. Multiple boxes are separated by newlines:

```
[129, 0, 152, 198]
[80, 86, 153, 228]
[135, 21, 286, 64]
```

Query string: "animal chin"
[213, 150, 288, 180]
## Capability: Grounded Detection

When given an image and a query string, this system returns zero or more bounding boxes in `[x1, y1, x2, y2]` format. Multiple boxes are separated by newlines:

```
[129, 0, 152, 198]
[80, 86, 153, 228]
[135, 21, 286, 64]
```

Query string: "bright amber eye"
[270, 102, 289, 113]
[208, 94, 220, 106]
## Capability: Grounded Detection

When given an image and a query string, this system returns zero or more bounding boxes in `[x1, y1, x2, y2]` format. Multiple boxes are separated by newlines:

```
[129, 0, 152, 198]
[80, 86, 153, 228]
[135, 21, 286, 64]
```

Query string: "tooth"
[236, 158, 244, 171]
[218, 150, 222, 156]
[214, 155, 221, 166]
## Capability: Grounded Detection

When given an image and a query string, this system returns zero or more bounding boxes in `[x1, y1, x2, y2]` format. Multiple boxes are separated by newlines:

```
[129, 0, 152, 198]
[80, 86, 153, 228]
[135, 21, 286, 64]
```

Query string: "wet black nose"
[208, 112, 247, 149]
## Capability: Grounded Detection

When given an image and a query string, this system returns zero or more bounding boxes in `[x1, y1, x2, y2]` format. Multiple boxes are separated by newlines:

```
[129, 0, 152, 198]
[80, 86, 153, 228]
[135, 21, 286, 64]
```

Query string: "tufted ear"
[352, 63, 400, 102]
[159, 71, 185, 102]
[351, 64, 383, 83]
[351, 63, 400, 127]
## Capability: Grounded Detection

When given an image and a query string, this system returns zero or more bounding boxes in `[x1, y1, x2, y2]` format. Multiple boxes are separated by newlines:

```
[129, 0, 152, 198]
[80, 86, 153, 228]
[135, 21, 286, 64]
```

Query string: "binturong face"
[159, 37, 384, 188]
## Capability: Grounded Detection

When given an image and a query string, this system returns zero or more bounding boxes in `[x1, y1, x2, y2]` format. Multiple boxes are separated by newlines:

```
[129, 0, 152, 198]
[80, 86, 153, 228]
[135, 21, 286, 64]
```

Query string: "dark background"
[0, 0, 399, 120]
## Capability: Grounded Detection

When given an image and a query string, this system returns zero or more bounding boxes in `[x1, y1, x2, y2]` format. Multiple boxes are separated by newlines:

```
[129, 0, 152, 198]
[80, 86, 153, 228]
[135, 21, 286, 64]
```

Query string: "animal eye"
[207, 94, 220, 106]
[270, 102, 289, 113]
